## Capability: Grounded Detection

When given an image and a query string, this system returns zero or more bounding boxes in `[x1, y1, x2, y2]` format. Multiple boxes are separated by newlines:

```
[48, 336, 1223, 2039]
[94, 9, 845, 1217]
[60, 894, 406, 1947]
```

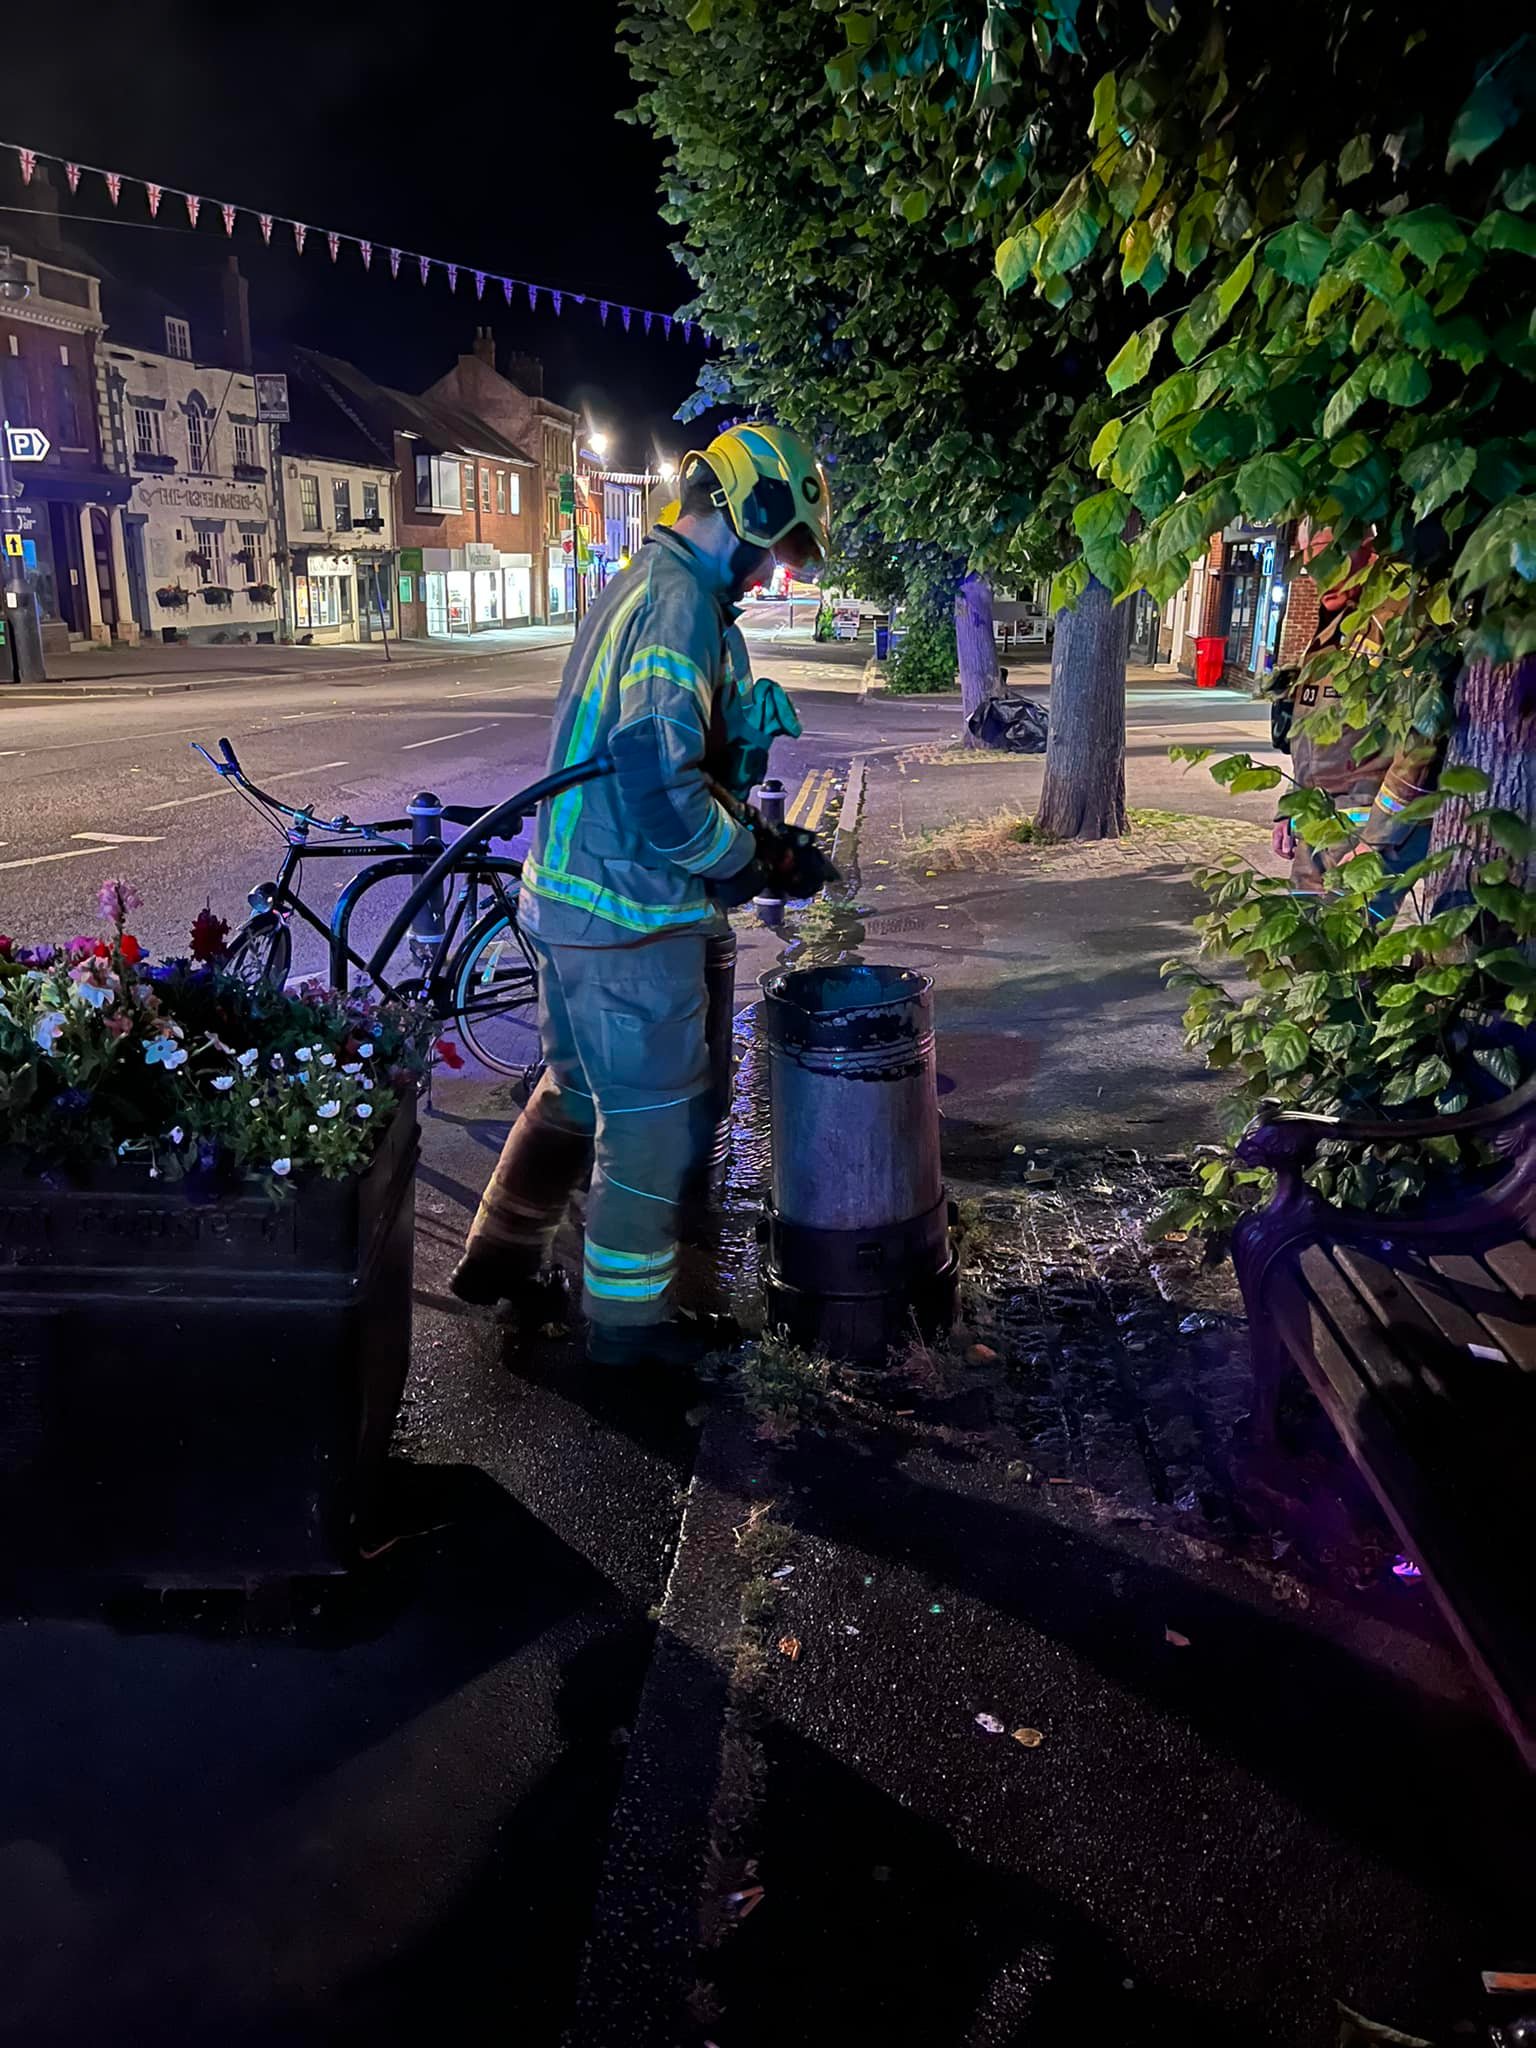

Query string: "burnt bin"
[0, 1099, 418, 1590]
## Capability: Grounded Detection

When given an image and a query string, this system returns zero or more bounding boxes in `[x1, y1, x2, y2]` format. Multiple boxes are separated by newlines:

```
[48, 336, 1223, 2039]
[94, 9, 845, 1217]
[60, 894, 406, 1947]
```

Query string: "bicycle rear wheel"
[224, 918, 292, 990]
[449, 906, 541, 1077]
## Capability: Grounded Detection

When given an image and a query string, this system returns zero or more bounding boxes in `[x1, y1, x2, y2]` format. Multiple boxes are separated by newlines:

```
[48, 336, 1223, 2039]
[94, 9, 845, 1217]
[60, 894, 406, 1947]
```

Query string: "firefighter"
[451, 422, 833, 1367]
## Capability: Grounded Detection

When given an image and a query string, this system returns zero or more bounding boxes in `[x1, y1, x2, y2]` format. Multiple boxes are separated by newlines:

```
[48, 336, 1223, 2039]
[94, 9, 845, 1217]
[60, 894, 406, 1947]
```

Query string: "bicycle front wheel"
[449, 907, 541, 1077]
[224, 918, 292, 990]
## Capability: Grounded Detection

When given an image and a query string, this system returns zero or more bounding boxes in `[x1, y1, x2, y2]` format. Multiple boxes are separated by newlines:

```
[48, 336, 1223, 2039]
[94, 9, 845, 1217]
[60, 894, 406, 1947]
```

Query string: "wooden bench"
[1232, 1076, 1536, 1766]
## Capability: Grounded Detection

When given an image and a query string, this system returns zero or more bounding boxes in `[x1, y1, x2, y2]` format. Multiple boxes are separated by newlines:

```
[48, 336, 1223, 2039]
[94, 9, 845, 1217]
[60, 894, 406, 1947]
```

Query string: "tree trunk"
[955, 572, 998, 746]
[1035, 574, 1130, 840]
[1426, 655, 1536, 912]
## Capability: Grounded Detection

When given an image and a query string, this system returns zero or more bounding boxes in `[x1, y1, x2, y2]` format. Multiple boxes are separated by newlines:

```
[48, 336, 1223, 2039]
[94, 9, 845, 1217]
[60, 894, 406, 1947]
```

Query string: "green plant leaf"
[1073, 488, 1131, 544]
[1228, 765, 1284, 792]
[1338, 134, 1373, 185]
[1089, 418, 1123, 469]
[1236, 452, 1305, 522]
[1480, 210, 1536, 255]
[685, 0, 713, 27]
[1474, 1043, 1523, 1087]
[1215, 246, 1256, 318]
[901, 189, 931, 225]
[1264, 221, 1332, 286]
[1323, 364, 1374, 439]
[1105, 319, 1165, 393]
[1408, 1054, 1453, 1098]
[1441, 764, 1492, 795]
[1391, 206, 1467, 266]
[994, 235, 1031, 294]
[1261, 1020, 1310, 1074]
[1481, 949, 1536, 990]
[1448, 64, 1520, 169]
[1090, 72, 1117, 138]
[1400, 439, 1477, 518]
[1370, 354, 1432, 407]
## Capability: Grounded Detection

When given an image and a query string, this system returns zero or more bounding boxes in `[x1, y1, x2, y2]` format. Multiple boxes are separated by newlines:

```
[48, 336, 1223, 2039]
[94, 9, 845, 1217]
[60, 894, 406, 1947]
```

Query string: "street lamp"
[589, 429, 611, 460]
[0, 246, 46, 684]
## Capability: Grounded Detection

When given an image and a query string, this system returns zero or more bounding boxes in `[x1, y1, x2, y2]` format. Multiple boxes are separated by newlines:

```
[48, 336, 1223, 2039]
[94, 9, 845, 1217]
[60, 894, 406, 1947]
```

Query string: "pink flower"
[98, 878, 144, 928]
[64, 936, 98, 964]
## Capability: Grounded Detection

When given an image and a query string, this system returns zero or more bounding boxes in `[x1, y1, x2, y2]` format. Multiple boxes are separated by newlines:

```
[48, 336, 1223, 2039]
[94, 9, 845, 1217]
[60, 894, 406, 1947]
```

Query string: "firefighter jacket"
[519, 527, 758, 945]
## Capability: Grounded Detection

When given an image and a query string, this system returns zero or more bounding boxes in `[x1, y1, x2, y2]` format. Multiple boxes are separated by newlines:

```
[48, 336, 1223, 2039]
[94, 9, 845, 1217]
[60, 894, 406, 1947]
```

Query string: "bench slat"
[1483, 1237, 1536, 1302]
[1426, 1252, 1536, 1373]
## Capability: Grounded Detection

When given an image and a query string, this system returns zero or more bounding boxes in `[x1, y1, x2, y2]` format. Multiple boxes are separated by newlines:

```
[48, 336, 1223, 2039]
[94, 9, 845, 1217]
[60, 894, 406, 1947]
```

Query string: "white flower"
[356, 1103, 372, 1120]
[308, 1123, 318, 1134]
[357, 1042, 374, 1058]
[270, 1053, 284, 1071]
[148, 1166, 160, 1180]
[342, 1063, 362, 1075]
[162, 1047, 188, 1071]
[296, 1046, 312, 1061]
[73, 981, 114, 1011]
[319, 1053, 336, 1069]
[362, 1077, 374, 1091]
[117, 1140, 132, 1157]
[271, 1157, 291, 1177]
[167, 1126, 184, 1146]
[316, 1100, 340, 1119]
[248, 1096, 261, 1107]
[33, 1012, 67, 1051]
[237, 1048, 258, 1070]
[211, 1074, 234, 1092]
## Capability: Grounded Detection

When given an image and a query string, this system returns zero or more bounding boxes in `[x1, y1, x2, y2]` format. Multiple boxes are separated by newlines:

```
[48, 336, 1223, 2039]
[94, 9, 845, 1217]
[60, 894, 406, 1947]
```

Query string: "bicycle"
[194, 736, 610, 1077]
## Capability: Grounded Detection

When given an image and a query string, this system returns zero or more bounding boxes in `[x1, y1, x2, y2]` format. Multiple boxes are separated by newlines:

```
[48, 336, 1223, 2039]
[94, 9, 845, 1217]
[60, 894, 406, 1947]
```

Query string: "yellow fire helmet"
[655, 497, 681, 527]
[680, 422, 830, 562]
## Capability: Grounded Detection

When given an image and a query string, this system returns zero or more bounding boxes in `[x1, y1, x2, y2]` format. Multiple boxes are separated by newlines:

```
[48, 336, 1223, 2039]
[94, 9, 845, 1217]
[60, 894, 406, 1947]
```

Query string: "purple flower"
[98, 877, 143, 925]
[54, 1087, 92, 1113]
[15, 943, 56, 967]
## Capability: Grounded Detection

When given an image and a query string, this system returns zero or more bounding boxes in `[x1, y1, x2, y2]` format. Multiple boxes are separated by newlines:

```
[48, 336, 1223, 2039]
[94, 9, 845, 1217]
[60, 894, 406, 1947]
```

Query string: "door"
[424, 571, 448, 636]
[1221, 545, 1262, 669]
[90, 511, 117, 635]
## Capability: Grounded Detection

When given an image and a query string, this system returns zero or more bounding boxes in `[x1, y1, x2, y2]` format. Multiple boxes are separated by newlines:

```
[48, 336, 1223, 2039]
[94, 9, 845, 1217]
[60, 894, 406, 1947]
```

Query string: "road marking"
[0, 749, 23, 758]
[0, 844, 120, 873]
[784, 770, 818, 825]
[72, 831, 164, 844]
[802, 770, 836, 834]
[269, 761, 347, 780]
[144, 786, 231, 812]
[401, 726, 489, 750]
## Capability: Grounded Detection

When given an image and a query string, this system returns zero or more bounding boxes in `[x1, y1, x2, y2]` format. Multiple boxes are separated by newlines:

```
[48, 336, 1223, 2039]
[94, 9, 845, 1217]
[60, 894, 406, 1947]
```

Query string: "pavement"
[8, 645, 1522, 2045]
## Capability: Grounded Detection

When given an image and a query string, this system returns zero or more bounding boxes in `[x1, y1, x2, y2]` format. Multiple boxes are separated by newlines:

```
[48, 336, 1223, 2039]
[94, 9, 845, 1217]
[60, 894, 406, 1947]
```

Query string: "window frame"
[133, 405, 165, 460]
[361, 481, 380, 524]
[332, 476, 353, 532]
[233, 421, 259, 469]
[186, 399, 212, 475]
[298, 474, 322, 531]
[165, 316, 192, 362]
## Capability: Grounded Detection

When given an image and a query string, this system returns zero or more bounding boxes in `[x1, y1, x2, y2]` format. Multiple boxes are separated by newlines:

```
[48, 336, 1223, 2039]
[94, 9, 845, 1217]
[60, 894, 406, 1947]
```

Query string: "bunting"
[0, 138, 700, 346]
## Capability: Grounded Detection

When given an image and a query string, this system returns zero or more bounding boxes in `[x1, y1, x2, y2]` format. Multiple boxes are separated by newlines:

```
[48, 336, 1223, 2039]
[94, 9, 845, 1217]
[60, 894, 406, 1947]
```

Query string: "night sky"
[1, 0, 700, 465]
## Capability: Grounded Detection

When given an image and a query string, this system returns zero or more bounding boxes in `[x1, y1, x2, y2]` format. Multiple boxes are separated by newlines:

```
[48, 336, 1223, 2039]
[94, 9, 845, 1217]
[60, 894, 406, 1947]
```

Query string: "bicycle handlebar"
[364, 752, 613, 983]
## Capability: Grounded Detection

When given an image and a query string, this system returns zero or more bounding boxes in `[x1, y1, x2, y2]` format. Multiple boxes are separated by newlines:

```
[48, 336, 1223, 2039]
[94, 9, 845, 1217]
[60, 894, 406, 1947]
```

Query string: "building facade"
[0, 220, 135, 653]
[100, 338, 280, 644]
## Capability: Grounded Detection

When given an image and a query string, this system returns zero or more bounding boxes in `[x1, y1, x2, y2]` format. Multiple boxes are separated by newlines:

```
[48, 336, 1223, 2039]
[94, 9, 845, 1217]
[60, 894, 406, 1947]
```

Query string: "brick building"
[296, 350, 537, 638]
[1166, 519, 1301, 683]
[425, 333, 585, 623]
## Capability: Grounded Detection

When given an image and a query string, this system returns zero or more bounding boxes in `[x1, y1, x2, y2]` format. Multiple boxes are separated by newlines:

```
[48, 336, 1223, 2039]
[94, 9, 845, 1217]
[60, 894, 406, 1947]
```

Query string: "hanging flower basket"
[0, 890, 435, 1588]
[200, 585, 233, 607]
[185, 548, 212, 573]
[155, 585, 190, 610]
[246, 581, 278, 605]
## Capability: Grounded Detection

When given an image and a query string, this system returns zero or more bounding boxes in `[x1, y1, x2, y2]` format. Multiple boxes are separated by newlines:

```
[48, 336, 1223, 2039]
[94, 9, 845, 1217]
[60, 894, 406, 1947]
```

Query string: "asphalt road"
[0, 642, 1271, 975]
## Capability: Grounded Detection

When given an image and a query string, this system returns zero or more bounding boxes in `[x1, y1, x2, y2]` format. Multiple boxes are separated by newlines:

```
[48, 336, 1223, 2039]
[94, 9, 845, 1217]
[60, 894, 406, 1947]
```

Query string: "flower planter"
[0, 1097, 419, 1589]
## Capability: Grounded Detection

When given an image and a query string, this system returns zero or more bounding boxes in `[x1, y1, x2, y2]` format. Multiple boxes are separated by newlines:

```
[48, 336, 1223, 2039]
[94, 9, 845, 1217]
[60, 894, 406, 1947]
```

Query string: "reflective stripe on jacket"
[520, 528, 757, 945]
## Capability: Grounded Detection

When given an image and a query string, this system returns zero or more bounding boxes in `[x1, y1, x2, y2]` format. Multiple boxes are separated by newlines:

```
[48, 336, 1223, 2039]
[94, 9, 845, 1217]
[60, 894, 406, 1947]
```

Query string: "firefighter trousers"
[466, 931, 723, 1327]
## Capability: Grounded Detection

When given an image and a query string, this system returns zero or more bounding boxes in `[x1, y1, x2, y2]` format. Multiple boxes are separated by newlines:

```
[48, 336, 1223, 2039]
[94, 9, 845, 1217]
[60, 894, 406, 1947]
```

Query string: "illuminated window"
[299, 474, 321, 530]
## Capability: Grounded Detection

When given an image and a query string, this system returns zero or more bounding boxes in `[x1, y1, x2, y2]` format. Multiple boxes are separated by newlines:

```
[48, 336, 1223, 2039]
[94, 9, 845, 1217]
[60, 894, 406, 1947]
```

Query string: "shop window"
[299, 475, 321, 530]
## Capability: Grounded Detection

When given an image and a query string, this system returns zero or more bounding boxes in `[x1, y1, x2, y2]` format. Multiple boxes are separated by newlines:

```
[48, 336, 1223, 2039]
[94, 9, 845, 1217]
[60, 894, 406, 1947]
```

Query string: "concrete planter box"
[0, 1100, 418, 1591]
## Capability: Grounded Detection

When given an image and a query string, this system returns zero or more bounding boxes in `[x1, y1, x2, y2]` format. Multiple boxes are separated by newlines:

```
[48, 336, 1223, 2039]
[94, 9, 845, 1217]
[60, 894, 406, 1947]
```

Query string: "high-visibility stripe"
[547, 580, 649, 876]
[583, 1268, 674, 1301]
[619, 644, 712, 713]
[584, 1240, 677, 1276]
[520, 855, 715, 934]
[660, 800, 740, 875]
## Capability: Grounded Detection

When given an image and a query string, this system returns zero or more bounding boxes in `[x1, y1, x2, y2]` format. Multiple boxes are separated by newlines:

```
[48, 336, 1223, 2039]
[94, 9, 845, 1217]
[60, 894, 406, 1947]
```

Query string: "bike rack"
[363, 753, 613, 987]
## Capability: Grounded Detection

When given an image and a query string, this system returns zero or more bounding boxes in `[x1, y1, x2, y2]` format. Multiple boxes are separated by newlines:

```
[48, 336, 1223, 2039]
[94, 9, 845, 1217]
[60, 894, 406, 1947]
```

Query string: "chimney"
[503, 350, 544, 397]
[221, 253, 253, 372]
[472, 325, 496, 368]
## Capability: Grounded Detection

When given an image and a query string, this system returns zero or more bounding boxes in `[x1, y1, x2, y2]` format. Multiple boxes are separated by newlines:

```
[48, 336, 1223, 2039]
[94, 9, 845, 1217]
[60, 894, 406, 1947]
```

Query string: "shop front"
[1218, 527, 1286, 681]
[291, 551, 357, 643]
[501, 552, 532, 624]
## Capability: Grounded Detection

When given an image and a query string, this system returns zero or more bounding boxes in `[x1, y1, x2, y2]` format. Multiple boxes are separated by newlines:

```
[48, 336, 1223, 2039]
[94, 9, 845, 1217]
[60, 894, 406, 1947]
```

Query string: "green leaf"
[1441, 764, 1492, 795]
[1502, 163, 1536, 212]
[1370, 354, 1431, 407]
[842, 9, 876, 44]
[1323, 364, 1374, 440]
[1481, 949, 1536, 990]
[1073, 488, 1130, 544]
[1400, 439, 1477, 519]
[1105, 319, 1165, 394]
[1235, 452, 1305, 523]
[1408, 1054, 1453, 1098]
[1214, 246, 1256, 319]
[1049, 559, 1090, 612]
[1306, 272, 1356, 328]
[1264, 221, 1332, 286]
[1480, 210, 1536, 256]
[685, 0, 713, 26]
[1090, 72, 1117, 138]
[1474, 1043, 1523, 1088]
[1467, 807, 1536, 858]
[1448, 66, 1520, 169]
[825, 46, 859, 90]
[1089, 418, 1123, 470]
[1261, 1021, 1310, 1075]
[1172, 288, 1223, 365]
[1149, 371, 1197, 429]
[994, 235, 1031, 294]
[1228, 765, 1284, 792]
[1391, 206, 1467, 267]
[901, 189, 931, 225]
[1338, 134, 1373, 185]
[1330, 431, 1371, 469]
[1376, 980, 1422, 1009]
[1417, 966, 1471, 996]
[1043, 206, 1102, 276]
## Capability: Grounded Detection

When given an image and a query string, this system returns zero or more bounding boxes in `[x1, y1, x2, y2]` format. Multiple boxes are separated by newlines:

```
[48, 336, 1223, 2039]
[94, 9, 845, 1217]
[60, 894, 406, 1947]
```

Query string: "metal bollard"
[704, 931, 738, 1166]
[407, 791, 447, 957]
[760, 962, 956, 1362]
[751, 775, 786, 927]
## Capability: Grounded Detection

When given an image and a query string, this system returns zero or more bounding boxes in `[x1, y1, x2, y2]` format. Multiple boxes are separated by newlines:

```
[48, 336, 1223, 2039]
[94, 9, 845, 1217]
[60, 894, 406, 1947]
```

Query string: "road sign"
[558, 470, 575, 514]
[3, 533, 21, 557]
[4, 426, 50, 462]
